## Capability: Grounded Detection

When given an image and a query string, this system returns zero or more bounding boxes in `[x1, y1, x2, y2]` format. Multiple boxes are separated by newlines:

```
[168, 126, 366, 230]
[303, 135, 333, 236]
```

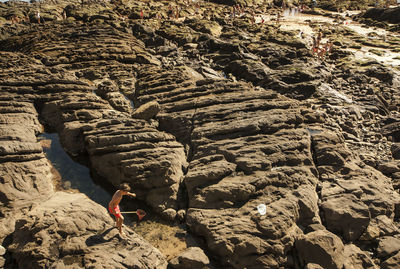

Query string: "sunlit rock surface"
[1, 0, 400, 268]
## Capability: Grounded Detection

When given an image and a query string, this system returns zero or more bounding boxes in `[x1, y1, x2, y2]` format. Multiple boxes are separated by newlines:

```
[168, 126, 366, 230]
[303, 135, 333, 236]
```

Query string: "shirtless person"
[109, 183, 136, 236]
[311, 36, 318, 55]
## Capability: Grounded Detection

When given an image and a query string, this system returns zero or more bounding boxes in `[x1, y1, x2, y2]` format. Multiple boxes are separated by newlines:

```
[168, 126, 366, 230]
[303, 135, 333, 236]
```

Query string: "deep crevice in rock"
[307, 130, 326, 230]
[38, 132, 113, 207]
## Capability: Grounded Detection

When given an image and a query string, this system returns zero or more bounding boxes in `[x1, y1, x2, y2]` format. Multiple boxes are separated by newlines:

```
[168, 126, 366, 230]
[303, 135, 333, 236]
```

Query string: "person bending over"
[108, 183, 136, 236]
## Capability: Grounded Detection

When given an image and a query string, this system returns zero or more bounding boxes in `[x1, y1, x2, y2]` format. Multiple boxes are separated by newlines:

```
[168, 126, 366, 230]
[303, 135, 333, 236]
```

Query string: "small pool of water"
[38, 132, 112, 208]
[307, 128, 323, 135]
[122, 93, 135, 109]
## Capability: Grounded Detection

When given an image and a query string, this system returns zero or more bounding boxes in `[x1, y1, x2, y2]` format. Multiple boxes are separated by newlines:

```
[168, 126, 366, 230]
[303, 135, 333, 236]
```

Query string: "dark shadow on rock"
[3, 233, 16, 269]
[85, 227, 116, 247]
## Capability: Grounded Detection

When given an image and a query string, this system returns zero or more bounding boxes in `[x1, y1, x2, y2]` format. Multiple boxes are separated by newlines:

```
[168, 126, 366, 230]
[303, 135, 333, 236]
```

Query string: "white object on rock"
[257, 204, 267, 215]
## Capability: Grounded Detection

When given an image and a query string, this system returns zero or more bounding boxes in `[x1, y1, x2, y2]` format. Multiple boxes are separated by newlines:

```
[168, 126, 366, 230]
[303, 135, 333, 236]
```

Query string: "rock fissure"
[307, 131, 326, 228]
[187, 97, 200, 162]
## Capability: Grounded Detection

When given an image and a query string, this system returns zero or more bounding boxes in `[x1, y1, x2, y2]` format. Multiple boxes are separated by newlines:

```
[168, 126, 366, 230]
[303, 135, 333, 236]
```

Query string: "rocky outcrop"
[362, 6, 400, 24]
[0, 21, 188, 219]
[169, 247, 210, 269]
[1, 0, 400, 268]
[0, 48, 168, 268]
[0, 52, 55, 244]
[343, 244, 377, 269]
[41, 96, 187, 219]
[312, 131, 400, 242]
[296, 229, 345, 269]
[84, 118, 187, 219]
[132, 100, 160, 120]
[8, 192, 167, 269]
[134, 63, 322, 268]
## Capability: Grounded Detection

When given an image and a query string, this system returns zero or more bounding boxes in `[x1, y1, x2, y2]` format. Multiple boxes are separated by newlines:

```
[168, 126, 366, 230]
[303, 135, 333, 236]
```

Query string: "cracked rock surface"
[1, 0, 400, 268]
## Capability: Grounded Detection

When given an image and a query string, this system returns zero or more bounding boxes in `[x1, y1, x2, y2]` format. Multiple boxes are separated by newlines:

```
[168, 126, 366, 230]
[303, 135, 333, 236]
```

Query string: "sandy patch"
[132, 220, 187, 261]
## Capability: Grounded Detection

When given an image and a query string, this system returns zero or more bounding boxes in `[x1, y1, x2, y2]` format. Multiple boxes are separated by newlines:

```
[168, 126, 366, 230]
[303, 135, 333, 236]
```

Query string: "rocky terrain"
[354, 4, 400, 32]
[1, 0, 400, 268]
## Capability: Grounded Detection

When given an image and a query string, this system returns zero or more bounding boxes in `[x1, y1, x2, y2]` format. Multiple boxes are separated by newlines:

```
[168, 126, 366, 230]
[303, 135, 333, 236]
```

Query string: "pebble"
[63, 181, 72, 189]
[0, 245, 5, 255]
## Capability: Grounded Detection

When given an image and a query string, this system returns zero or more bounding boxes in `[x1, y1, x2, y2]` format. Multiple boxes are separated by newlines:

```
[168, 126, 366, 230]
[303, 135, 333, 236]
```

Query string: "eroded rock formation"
[1, 0, 400, 268]
[9, 192, 167, 268]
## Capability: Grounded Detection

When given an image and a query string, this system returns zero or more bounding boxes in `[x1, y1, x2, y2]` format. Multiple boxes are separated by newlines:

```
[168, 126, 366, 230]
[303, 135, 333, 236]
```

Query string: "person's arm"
[126, 192, 136, 198]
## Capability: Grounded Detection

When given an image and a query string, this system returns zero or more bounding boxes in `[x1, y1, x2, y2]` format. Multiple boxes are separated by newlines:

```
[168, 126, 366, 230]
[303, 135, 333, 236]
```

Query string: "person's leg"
[117, 215, 125, 235]
[117, 217, 121, 233]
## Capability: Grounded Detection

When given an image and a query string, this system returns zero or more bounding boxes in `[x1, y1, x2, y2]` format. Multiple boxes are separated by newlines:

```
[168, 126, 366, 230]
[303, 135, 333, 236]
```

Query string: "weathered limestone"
[321, 194, 370, 242]
[0, 22, 188, 219]
[361, 215, 399, 241]
[84, 119, 187, 219]
[132, 100, 160, 120]
[135, 64, 321, 268]
[377, 236, 400, 258]
[312, 131, 400, 242]
[1, 0, 400, 268]
[169, 247, 210, 269]
[343, 244, 377, 269]
[8, 192, 167, 269]
[0, 70, 55, 244]
[296, 230, 345, 269]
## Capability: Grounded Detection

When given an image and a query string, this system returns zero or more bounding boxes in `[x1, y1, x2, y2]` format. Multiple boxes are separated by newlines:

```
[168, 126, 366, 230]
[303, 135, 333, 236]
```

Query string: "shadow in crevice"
[38, 132, 113, 208]
[2, 233, 17, 269]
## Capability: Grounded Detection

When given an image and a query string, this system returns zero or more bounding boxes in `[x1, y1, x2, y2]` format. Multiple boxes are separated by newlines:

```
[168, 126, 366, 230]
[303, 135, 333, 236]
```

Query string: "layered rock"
[362, 6, 400, 24]
[169, 247, 210, 269]
[133, 63, 321, 268]
[8, 192, 167, 269]
[84, 118, 187, 218]
[0, 28, 169, 267]
[296, 229, 345, 269]
[1, 0, 400, 268]
[0, 52, 55, 244]
[343, 244, 377, 269]
[0, 21, 188, 218]
[312, 131, 400, 242]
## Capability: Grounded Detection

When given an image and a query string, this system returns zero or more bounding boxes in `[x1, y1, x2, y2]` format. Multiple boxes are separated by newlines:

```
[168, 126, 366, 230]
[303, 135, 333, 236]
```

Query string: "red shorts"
[109, 205, 122, 218]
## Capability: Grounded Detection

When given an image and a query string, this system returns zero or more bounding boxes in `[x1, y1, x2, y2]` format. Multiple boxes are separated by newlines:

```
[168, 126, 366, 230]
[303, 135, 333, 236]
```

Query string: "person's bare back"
[109, 190, 123, 209]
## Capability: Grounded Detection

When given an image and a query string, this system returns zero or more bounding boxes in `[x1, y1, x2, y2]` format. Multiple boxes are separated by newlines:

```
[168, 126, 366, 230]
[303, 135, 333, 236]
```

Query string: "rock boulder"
[8, 192, 167, 269]
[169, 247, 210, 269]
[132, 100, 160, 120]
[343, 244, 377, 269]
[296, 230, 345, 269]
